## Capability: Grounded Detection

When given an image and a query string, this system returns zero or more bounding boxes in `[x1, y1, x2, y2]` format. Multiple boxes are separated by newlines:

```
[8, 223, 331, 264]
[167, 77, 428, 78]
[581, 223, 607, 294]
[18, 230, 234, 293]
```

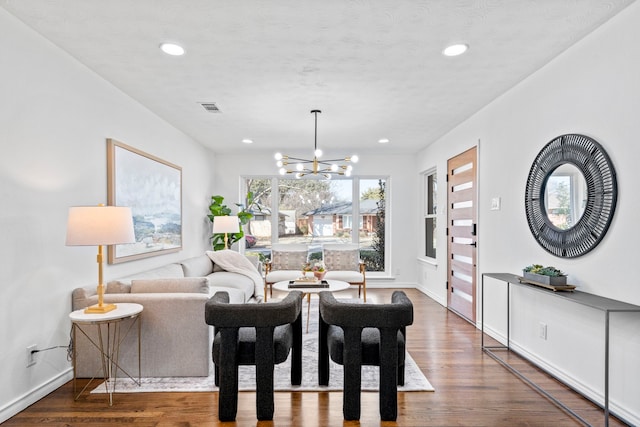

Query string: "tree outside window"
[243, 177, 387, 273]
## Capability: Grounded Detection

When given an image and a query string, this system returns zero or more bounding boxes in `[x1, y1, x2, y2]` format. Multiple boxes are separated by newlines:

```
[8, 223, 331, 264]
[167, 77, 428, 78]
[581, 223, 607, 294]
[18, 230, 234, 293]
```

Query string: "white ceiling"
[1, 0, 635, 156]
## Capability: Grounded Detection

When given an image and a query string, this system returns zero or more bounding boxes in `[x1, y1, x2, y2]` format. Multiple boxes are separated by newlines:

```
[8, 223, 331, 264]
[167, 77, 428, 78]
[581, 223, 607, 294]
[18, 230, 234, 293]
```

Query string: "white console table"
[481, 273, 640, 427]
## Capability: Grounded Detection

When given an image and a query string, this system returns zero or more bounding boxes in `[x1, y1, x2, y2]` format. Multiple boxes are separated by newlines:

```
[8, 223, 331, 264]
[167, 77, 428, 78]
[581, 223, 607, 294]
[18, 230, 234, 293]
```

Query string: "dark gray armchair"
[205, 290, 303, 421]
[318, 291, 413, 421]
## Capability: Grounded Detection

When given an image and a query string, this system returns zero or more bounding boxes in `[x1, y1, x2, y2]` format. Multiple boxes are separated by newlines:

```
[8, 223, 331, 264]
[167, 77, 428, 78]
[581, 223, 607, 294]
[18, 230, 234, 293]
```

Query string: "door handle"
[471, 223, 477, 236]
[469, 242, 477, 247]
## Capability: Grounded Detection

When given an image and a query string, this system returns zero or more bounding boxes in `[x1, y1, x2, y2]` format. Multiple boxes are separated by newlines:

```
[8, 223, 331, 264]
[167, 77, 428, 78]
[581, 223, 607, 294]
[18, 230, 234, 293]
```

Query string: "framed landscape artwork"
[107, 139, 182, 264]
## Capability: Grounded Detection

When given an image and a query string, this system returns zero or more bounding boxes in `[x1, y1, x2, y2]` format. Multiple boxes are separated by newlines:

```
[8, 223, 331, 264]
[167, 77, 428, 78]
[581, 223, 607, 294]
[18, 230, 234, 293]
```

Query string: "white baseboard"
[0, 368, 73, 424]
[366, 281, 416, 289]
[414, 284, 446, 307]
[482, 338, 639, 426]
[509, 342, 639, 426]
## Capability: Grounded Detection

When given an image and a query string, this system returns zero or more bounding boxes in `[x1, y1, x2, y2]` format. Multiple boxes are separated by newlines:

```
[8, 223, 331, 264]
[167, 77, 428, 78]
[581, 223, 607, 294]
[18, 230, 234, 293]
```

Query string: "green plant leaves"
[208, 194, 253, 250]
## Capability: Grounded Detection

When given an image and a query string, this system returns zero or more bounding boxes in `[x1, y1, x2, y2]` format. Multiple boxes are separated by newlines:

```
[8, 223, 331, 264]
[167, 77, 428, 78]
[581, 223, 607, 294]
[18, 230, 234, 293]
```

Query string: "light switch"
[490, 197, 501, 211]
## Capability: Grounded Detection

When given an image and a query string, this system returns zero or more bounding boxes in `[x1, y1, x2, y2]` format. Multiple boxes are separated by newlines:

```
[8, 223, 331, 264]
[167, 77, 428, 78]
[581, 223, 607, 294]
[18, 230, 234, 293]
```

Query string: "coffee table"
[273, 279, 350, 333]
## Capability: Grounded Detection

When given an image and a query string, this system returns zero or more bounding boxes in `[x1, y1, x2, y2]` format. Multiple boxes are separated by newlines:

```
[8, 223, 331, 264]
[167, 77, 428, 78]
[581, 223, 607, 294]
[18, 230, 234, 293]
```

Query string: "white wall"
[0, 9, 215, 422]
[416, 2, 640, 424]
[213, 152, 418, 287]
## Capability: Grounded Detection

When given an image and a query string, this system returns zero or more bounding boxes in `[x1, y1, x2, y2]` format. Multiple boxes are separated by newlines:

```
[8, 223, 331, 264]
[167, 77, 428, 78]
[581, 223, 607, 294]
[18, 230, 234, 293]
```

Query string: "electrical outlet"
[26, 344, 37, 367]
[538, 323, 547, 340]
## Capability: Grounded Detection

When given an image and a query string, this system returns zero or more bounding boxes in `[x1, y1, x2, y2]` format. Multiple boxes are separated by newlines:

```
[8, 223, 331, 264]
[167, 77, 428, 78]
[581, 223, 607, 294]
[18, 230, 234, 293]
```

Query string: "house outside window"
[242, 176, 387, 273]
[341, 214, 364, 231]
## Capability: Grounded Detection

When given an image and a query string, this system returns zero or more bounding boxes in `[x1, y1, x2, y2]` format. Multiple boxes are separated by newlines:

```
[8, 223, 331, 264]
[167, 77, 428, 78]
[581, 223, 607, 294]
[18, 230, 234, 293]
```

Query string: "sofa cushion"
[131, 277, 209, 294]
[71, 286, 98, 311]
[106, 280, 132, 294]
[121, 263, 185, 283]
[206, 250, 264, 300]
[265, 270, 302, 283]
[207, 272, 254, 302]
[324, 271, 365, 283]
[180, 255, 215, 277]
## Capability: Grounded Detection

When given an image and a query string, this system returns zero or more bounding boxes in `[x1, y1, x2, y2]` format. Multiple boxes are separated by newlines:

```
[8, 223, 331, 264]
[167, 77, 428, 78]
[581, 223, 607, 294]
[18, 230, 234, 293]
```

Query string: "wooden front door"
[447, 146, 478, 323]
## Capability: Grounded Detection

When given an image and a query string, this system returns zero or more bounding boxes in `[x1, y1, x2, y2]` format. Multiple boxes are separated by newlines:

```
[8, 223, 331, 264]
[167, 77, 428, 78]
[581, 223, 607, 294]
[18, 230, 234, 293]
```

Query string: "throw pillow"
[271, 250, 308, 270]
[323, 249, 360, 271]
[130, 277, 209, 294]
[106, 280, 131, 294]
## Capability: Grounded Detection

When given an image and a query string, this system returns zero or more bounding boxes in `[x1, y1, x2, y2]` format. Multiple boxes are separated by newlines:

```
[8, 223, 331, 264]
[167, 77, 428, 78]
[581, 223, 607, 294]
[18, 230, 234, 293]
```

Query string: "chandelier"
[275, 110, 358, 179]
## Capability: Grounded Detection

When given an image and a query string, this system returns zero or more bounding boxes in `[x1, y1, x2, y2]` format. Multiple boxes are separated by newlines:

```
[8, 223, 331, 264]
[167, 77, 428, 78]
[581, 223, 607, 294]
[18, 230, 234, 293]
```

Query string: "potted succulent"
[522, 264, 567, 286]
[311, 261, 326, 280]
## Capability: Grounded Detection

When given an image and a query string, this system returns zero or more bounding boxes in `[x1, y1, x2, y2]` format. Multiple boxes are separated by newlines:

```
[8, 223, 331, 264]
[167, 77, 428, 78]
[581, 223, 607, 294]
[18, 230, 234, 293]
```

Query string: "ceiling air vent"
[200, 102, 221, 113]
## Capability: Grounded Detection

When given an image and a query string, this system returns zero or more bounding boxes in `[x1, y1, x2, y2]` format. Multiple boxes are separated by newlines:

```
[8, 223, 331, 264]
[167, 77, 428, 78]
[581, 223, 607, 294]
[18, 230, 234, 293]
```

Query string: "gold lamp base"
[84, 303, 117, 314]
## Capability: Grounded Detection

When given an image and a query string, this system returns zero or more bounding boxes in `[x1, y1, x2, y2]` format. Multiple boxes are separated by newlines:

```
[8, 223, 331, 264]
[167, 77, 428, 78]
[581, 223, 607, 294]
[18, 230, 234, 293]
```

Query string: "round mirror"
[525, 134, 617, 258]
[543, 163, 587, 230]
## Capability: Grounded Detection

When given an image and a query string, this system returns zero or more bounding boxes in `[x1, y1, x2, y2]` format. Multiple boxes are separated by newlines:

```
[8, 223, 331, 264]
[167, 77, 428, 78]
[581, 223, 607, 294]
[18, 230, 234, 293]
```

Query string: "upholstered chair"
[318, 291, 413, 421]
[205, 290, 303, 421]
[322, 244, 367, 302]
[264, 244, 308, 300]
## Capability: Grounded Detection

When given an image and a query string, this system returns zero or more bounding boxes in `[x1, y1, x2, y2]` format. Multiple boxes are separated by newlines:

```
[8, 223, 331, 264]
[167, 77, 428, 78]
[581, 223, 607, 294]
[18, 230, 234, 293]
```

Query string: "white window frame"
[241, 175, 389, 275]
[423, 169, 437, 260]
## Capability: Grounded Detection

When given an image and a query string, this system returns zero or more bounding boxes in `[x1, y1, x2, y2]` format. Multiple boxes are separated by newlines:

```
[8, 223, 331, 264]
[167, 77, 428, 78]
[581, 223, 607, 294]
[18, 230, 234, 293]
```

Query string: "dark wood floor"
[5, 288, 627, 426]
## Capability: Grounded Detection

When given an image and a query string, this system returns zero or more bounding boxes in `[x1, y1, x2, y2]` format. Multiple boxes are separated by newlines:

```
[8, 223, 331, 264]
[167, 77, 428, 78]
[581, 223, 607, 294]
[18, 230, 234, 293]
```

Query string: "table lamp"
[212, 215, 239, 249]
[66, 205, 135, 313]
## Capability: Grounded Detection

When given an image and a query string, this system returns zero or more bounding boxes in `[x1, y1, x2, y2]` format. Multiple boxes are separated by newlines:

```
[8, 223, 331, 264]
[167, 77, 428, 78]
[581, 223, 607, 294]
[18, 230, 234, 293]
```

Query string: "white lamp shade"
[66, 206, 136, 246]
[212, 215, 239, 234]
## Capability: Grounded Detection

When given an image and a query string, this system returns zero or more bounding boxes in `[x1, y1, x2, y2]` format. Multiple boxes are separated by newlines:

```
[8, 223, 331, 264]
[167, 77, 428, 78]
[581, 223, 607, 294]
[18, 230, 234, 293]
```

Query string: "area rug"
[93, 299, 434, 394]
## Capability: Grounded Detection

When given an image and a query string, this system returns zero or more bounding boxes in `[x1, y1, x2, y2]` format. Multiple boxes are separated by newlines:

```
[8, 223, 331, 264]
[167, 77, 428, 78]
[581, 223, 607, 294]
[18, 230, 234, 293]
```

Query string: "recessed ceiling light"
[160, 43, 185, 56]
[442, 43, 468, 57]
[378, 138, 390, 144]
[242, 139, 253, 144]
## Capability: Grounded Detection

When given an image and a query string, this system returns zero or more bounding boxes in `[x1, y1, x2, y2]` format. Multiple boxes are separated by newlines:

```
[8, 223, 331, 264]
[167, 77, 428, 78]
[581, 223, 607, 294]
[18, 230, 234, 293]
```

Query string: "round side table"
[69, 303, 143, 405]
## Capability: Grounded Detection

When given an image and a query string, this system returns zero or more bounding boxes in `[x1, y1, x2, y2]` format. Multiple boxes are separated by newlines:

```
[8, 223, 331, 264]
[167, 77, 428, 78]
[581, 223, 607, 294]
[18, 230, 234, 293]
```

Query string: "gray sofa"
[71, 253, 262, 378]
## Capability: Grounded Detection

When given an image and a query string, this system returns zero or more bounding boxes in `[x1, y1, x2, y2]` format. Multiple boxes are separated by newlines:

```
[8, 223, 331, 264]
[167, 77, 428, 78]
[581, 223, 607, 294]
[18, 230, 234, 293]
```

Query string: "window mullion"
[352, 179, 359, 245]
[271, 178, 279, 245]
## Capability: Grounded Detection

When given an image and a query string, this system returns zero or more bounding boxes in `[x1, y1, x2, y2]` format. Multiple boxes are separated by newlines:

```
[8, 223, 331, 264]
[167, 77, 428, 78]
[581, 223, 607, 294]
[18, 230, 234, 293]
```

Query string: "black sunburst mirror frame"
[524, 134, 617, 258]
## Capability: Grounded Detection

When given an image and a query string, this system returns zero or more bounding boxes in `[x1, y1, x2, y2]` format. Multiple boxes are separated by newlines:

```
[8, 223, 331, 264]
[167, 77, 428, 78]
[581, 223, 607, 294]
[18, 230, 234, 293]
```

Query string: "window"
[424, 170, 437, 259]
[341, 215, 364, 231]
[243, 176, 387, 273]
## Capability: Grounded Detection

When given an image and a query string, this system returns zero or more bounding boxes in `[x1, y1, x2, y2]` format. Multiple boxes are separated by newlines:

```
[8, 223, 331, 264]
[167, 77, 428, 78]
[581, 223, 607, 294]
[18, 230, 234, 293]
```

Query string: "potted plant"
[311, 260, 326, 280]
[522, 264, 567, 286]
[207, 193, 254, 251]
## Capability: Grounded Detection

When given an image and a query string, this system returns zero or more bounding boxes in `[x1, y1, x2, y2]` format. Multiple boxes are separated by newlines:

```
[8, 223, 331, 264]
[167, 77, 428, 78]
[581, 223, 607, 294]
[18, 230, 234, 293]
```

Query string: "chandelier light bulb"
[330, 164, 338, 172]
[279, 168, 286, 175]
[314, 149, 322, 158]
[296, 163, 304, 171]
[275, 153, 283, 161]
[295, 173, 303, 179]
[351, 155, 359, 163]
[276, 160, 283, 167]
[345, 170, 352, 177]
[346, 165, 353, 171]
